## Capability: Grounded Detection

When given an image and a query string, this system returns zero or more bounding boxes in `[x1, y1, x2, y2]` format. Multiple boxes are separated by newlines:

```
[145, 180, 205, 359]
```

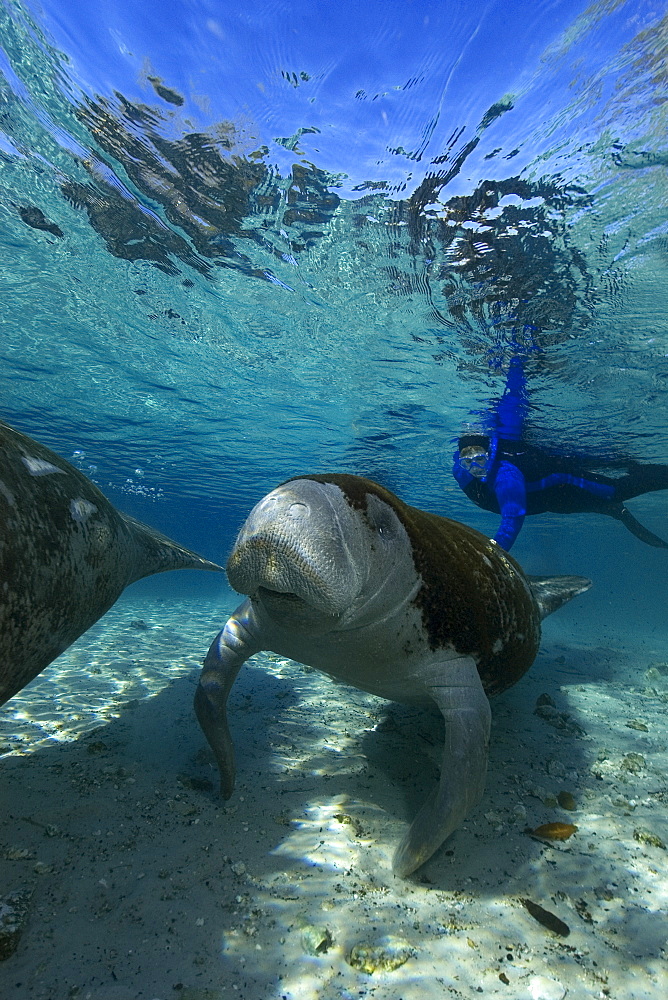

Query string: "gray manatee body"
[0, 419, 222, 706]
[196, 474, 591, 877]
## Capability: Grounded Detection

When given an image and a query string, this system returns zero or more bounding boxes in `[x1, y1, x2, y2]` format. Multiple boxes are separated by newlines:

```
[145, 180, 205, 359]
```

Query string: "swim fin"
[611, 503, 668, 549]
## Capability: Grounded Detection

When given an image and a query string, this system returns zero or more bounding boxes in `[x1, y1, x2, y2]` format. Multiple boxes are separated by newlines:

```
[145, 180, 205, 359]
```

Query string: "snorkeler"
[453, 357, 668, 551]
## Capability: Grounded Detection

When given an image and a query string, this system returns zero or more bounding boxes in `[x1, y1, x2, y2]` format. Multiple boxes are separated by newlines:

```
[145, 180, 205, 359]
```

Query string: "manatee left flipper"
[194, 599, 261, 799]
[392, 658, 492, 877]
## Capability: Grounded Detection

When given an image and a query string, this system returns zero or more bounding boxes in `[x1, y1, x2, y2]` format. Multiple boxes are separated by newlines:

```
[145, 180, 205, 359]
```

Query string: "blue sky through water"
[25, 0, 616, 197]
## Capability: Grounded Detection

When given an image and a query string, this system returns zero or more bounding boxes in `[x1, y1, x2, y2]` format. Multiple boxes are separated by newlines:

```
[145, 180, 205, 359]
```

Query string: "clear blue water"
[2, 0, 667, 624]
[1, 2, 667, 995]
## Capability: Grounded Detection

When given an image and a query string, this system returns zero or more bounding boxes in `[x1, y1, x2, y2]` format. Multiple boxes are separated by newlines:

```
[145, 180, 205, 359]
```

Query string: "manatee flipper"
[528, 574, 592, 618]
[392, 658, 492, 877]
[194, 600, 261, 799]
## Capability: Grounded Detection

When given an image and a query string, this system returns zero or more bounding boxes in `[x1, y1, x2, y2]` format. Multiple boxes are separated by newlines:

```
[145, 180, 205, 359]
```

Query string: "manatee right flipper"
[194, 599, 261, 798]
[392, 657, 492, 877]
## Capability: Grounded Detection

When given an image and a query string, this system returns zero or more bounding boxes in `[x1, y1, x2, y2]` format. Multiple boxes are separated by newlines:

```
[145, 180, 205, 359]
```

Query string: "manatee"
[195, 474, 591, 876]
[0, 419, 222, 706]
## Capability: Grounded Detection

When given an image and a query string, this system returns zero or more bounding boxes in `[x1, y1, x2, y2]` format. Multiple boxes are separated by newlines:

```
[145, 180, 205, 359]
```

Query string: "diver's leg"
[613, 465, 668, 501]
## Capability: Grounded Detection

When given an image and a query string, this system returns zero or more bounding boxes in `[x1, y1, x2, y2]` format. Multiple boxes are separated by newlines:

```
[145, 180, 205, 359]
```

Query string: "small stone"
[625, 719, 649, 732]
[557, 791, 576, 811]
[621, 753, 645, 774]
[521, 898, 570, 936]
[230, 862, 246, 877]
[0, 887, 34, 961]
[536, 706, 584, 735]
[611, 795, 636, 811]
[347, 937, 415, 974]
[300, 924, 333, 955]
[3, 847, 36, 861]
[633, 828, 666, 849]
[169, 799, 198, 817]
[530, 822, 577, 841]
[528, 974, 566, 1000]
[333, 812, 365, 836]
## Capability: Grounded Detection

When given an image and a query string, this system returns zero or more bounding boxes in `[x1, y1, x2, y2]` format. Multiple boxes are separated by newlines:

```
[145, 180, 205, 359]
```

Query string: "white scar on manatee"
[70, 498, 98, 522]
[22, 456, 65, 477]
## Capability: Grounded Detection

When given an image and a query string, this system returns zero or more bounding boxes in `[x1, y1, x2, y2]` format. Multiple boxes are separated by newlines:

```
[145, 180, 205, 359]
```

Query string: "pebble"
[2, 847, 35, 860]
[633, 828, 666, 849]
[0, 887, 34, 960]
[528, 975, 566, 1000]
[620, 753, 645, 774]
[300, 924, 333, 955]
[169, 798, 198, 817]
[530, 822, 578, 841]
[347, 937, 415, 973]
[521, 898, 570, 936]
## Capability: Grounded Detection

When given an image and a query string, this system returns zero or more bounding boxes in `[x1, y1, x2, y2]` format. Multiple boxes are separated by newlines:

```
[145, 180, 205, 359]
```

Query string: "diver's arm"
[492, 461, 527, 550]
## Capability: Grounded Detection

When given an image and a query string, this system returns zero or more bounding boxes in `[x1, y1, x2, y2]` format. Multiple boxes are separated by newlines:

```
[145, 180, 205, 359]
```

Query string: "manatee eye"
[372, 509, 394, 538]
[365, 495, 397, 541]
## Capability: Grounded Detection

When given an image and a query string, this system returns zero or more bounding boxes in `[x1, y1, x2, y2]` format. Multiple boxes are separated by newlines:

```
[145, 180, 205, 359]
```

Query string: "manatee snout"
[226, 479, 364, 616]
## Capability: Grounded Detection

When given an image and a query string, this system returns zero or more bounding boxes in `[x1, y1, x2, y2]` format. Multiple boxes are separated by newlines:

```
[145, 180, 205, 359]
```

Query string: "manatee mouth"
[256, 586, 307, 608]
[227, 478, 366, 618]
[254, 585, 342, 632]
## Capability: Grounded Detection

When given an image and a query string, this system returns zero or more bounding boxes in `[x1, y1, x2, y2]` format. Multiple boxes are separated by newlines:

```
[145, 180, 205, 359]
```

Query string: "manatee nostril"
[288, 502, 308, 518]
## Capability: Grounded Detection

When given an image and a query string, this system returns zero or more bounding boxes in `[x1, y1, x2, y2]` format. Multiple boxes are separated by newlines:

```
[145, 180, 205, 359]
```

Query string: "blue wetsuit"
[454, 359, 668, 550]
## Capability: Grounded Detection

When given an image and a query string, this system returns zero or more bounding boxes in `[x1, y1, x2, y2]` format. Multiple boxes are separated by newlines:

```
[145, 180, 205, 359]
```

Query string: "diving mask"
[459, 443, 490, 479]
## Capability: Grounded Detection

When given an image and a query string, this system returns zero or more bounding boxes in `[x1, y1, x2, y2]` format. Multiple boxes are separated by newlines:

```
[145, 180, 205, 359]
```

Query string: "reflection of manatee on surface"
[195, 474, 591, 876]
[0, 419, 222, 707]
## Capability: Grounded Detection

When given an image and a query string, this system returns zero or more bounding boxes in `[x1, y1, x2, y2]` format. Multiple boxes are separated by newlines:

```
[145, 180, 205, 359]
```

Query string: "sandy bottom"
[1, 590, 667, 1000]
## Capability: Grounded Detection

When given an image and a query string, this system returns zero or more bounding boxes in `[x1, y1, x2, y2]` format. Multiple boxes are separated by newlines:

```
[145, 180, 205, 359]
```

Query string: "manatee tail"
[121, 513, 223, 582]
[528, 575, 592, 619]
